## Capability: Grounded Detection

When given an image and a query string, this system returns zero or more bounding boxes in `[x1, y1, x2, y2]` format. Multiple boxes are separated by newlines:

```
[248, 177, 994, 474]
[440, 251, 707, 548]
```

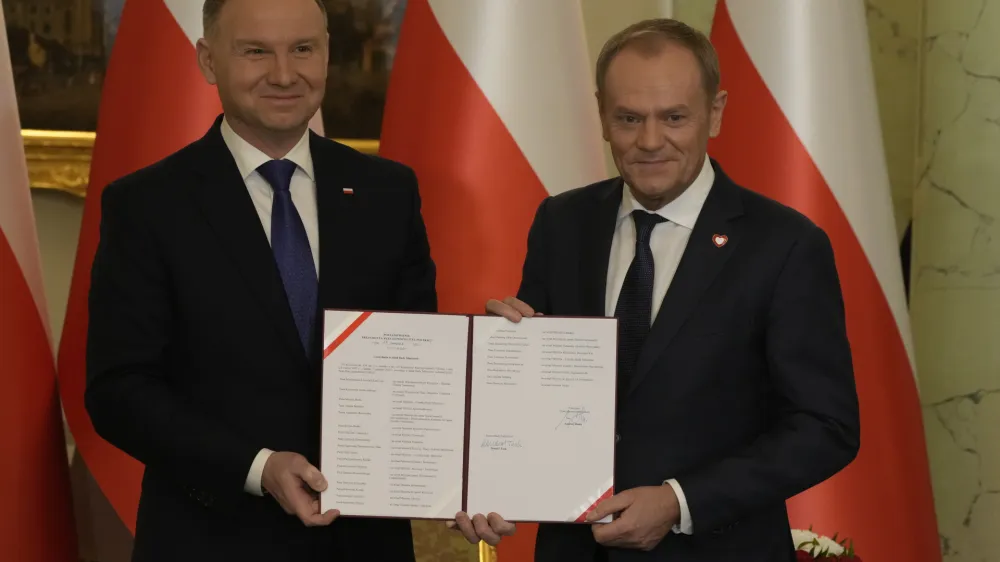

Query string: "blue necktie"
[614, 210, 666, 397]
[258, 159, 317, 353]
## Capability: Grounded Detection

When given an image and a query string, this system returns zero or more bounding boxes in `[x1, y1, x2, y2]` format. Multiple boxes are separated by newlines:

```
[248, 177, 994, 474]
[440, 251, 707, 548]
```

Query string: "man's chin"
[260, 114, 309, 133]
[256, 110, 315, 133]
[625, 179, 688, 208]
[628, 179, 677, 197]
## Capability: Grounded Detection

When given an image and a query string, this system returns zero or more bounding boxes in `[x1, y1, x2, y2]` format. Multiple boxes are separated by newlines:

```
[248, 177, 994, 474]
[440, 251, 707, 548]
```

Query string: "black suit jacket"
[518, 161, 860, 562]
[85, 116, 436, 562]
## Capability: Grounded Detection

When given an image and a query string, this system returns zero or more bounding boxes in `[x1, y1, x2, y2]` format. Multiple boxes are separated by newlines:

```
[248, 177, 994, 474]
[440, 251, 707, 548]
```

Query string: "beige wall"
[911, 0, 1000, 559]
[33, 190, 81, 351]
[27, 1, 1000, 561]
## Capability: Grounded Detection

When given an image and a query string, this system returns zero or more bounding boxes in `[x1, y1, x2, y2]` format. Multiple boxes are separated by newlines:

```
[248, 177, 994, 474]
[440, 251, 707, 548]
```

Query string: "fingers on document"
[302, 464, 328, 492]
[454, 512, 480, 544]
[487, 512, 516, 536]
[485, 299, 519, 321]
[503, 297, 536, 319]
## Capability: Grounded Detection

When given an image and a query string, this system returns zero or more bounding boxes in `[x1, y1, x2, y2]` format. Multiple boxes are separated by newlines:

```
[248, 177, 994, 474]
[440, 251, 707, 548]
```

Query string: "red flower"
[796, 551, 815, 561]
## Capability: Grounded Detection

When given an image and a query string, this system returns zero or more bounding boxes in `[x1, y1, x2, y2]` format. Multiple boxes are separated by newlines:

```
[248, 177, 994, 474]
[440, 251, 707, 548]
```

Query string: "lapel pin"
[712, 234, 728, 248]
[343, 188, 355, 195]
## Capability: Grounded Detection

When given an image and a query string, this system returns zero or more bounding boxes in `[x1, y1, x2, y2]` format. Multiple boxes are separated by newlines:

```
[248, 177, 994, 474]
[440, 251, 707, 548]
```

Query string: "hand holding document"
[319, 310, 617, 524]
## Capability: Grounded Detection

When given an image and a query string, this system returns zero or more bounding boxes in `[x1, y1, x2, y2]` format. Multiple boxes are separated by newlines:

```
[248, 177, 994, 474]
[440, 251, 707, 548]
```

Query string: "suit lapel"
[185, 119, 309, 370]
[312, 134, 361, 314]
[578, 180, 624, 317]
[627, 163, 745, 395]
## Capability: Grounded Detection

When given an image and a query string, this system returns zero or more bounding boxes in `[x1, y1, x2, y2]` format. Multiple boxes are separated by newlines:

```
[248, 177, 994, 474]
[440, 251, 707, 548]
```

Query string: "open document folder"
[319, 310, 617, 524]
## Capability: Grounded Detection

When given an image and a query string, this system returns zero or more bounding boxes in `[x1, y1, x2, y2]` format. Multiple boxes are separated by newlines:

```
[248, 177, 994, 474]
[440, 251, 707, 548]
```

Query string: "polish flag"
[57, 0, 219, 533]
[379, 1, 606, 558]
[709, 2, 940, 560]
[380, 0, 606, 314]
[57, 0, 324, 534]
[0, 3, 78, 558]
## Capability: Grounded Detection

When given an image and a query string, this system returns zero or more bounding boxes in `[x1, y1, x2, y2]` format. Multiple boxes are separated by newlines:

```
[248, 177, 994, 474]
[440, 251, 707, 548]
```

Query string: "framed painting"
[8, 0, 406, 197]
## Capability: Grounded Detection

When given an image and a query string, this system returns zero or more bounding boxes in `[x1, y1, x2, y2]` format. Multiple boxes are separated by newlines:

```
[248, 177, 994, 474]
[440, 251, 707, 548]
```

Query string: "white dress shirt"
[219, 117, 320, 496]
[605, 155, 715, 535]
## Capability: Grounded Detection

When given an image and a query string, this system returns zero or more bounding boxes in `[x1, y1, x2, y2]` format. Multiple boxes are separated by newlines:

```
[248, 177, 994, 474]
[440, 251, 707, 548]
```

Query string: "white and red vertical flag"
[709, 2, 940, 560]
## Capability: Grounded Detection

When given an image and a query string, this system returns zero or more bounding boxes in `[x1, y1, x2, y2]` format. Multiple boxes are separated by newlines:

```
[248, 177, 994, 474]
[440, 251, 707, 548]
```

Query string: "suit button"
[615, 433, 621, 443]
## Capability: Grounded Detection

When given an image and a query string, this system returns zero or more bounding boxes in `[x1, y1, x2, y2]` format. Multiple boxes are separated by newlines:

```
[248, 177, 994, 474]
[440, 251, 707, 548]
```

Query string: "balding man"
[84, 0, 483, 560]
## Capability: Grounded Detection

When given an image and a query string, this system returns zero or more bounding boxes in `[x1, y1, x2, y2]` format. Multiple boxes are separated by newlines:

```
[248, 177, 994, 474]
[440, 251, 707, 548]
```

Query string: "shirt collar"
[220, 116, 315, 181]
[619, 155, 715, 230]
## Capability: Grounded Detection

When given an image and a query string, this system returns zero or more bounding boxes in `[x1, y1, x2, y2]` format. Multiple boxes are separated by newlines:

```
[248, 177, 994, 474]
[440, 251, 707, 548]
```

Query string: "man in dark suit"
[487, 19, 861, 562]
[84, 0, 508, 560]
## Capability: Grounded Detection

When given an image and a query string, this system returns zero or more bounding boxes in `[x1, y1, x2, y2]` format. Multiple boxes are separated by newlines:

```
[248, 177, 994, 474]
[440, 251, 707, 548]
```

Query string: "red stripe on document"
[324, 312, 373, 359]
[575, 488, 614, 523]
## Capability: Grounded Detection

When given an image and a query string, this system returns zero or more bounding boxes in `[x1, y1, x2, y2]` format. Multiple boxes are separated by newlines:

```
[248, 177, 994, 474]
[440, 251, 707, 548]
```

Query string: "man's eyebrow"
[231, 36, 321, 46]
[612, 104, 689, 113]
[232, 39, 266, 48]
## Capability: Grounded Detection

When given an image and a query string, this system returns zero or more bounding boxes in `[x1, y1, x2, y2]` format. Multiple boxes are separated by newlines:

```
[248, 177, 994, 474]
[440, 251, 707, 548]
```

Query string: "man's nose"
[268, 53, 297, 87]
[636, 119, 665, 151]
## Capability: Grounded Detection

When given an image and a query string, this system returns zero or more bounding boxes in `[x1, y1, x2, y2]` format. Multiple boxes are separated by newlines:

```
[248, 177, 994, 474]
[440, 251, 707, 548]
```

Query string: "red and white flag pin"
[343, 188, 355, 195]
[712, 234, 728, 248]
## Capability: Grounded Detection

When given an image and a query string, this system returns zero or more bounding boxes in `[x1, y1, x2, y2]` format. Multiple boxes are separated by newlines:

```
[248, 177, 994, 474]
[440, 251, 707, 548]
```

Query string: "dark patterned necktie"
[258, 159, 317, 353]
[614, 210, 666, 398]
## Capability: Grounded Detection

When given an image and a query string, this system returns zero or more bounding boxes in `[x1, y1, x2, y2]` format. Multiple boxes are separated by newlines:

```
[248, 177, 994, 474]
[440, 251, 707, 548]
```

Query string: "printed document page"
[466, 316, 617, 523]
[320, 311, 469, 519]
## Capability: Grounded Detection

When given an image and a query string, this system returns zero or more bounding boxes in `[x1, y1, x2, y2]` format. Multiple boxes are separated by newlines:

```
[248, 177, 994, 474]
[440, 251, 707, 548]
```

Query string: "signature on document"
[481, 435, 523, 450]
[555, 407, 590, 429]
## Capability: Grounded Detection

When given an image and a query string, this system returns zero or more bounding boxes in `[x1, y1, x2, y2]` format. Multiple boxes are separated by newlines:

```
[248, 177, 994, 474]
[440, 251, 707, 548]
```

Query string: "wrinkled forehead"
[603, 45, 707, 107]
[212, 0, 326, 42]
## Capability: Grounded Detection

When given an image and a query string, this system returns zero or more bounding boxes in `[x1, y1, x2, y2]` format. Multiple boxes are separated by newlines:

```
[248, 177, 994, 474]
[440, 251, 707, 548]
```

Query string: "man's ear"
[708, 90, 728, 139]
[196, 38, 218, 85]
[596, 90, 610, 142]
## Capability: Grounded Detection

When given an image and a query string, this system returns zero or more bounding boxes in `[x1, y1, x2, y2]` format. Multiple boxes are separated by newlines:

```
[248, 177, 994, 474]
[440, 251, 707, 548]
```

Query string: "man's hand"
[485, 297, 542, 322]
[587, 485, 680, 551]
[261, 451, 339, 527]
[445, 512, 516, 546]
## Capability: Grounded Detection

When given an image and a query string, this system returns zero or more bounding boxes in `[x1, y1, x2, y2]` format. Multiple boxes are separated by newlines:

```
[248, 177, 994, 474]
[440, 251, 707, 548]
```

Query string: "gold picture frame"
[22, 130, 98, 198]
[22, 129, 381, 197]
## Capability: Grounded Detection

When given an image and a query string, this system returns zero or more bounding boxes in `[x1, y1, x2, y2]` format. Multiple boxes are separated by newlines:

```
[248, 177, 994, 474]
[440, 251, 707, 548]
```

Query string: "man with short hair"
[85, 0, 508, 560]
[487, 18, 860, 562]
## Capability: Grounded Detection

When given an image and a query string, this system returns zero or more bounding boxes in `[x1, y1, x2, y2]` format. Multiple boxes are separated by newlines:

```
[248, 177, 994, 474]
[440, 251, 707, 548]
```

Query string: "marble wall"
[912, 0, 1000, 559]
